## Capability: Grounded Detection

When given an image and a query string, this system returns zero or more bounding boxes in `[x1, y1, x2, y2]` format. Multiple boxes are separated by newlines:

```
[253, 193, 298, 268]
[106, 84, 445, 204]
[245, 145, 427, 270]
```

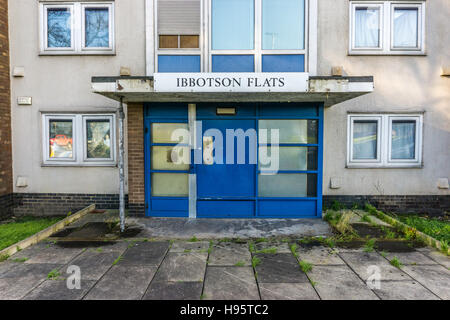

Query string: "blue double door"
[144, 103, 323, 218]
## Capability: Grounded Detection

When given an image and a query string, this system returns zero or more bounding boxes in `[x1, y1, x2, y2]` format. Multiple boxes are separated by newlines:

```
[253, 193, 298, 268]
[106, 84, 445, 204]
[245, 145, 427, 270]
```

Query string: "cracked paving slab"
[297, 246, 345, 265]
[259, 282, 320, 300]
[372, 280, 440, 300]
[23, 279, 96, 300]
[143, 281, 203, 300]
[153, 252, 207, 282]
[254, 253, 309, 283]
[208, 242, 252, 266]
[401, 264, 450, 300]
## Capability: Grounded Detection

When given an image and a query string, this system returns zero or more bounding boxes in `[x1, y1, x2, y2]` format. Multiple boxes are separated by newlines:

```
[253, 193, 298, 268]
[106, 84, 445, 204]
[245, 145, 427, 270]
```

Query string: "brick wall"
[127, 103, 145, 215]
[323, 195, 450, 216]
[0, 0, 12, 219]
[13, 193, 128, 216]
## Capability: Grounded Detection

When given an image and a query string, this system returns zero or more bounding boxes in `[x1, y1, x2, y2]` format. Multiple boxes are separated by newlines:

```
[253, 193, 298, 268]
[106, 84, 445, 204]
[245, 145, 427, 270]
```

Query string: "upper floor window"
[349, 1, 425, 55]
[154, 0, 307, 73]
[40, 2, 115, 55]
[347, 114, 423, 168]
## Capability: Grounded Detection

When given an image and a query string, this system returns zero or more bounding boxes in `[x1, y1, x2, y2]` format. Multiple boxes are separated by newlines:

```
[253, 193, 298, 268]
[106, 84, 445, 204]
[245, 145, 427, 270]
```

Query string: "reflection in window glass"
[85, 7, 110, 47]
[152, 123, 189, 143]
[212, 0, 254, 50]
[354, 7, 380, 48]
[259, 120, 317, 144]
[393, 8, 418, 48]
[49, 120, 73, 158]
[47, 8, 72, 48]
[391, 120, 415, 159]
[259, 146, 317, 171]
[258, 173, 316, 197]
[86, 120, 111, 159]
[151, 173, 189, 196]
[353, 120, 378, 159]
[262, 0, 304, 50]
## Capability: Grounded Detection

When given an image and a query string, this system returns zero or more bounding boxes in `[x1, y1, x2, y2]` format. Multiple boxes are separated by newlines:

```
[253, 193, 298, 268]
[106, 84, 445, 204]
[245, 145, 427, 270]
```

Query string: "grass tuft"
[47, 269, 61, 280]
[390, 256, 403, 269]
[299, 260, 312, 273]
[251, 256, 261, 268]
[363, 239, 376, 253]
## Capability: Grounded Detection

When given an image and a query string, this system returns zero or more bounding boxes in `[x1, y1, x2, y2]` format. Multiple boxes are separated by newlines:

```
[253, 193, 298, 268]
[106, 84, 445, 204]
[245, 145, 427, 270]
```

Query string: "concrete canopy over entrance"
[91, 76, 374, 107]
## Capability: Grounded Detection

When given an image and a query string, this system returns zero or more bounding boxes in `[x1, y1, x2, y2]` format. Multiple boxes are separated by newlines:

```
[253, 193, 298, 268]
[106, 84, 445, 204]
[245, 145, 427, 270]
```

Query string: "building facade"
[6, 0, 450, 218]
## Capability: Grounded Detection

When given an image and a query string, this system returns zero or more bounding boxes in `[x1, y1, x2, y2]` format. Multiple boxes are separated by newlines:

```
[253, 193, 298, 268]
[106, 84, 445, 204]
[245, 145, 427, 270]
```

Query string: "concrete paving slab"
[23, 279, 96, 300]
[170, 241, 210, 253]
[131, 217, 332, 239]
[0, 276, 44, 300]
[401, 264, 450, 300]
[12, 242, 84, 265]
[383, 251, 438, 265]
[373, 280, 439, 300]
[254, 253, 309, 283]
[417, 248, 450, 268]
[255, 242, 291, 253]
[69, 251, 118, 280]
[309, 265, 379, 300]
[259, 282, 319, 300]
[84, 265, 156, 300]
[338, 251, 411, 281]
[143, 281, 203, 300]
[0, 262, 62, 280]
[153, 252, 207, 282]
[0, 261, 16, 277]
[297, 247, 345, 265]
[209, 242, 252, 266]
[203, 267, 259, 300]
[119, 241, 169, 266]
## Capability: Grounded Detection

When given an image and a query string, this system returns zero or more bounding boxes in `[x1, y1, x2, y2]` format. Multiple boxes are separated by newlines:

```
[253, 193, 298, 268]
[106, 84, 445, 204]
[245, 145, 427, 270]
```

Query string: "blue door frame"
[144, 103, 324, 218]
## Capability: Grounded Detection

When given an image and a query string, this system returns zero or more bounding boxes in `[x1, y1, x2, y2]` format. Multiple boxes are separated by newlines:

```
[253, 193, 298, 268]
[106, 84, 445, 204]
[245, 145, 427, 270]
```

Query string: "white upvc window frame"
[39, 1, 115, 55]
[349, 1, 425, 55]
[348, 115, 383, 165]
[42, 113, 116, 166]
[146, 0, 317, 75]
[42, 4, 76, 52]
[82, 115, 116, 163]
[390, 3, 423, 51]
[81, 2, 115, 52]
[387, 115, 422, 165]
[347, 114, 423, 168]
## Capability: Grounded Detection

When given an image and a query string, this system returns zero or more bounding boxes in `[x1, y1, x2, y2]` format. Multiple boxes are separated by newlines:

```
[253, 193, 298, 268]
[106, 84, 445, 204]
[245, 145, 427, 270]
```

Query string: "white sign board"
[154, 73, 309, 93]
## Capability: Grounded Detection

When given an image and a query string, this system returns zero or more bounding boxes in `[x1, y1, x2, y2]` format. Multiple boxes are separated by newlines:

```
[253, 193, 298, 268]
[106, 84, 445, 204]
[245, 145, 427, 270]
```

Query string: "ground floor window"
[42, 114, 115, 166]
[347, 113, 422, 168]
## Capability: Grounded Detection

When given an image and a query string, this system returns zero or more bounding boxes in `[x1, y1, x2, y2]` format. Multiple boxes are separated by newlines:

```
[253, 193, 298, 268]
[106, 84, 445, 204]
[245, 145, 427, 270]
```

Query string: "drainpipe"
[118, 97, 125, 233]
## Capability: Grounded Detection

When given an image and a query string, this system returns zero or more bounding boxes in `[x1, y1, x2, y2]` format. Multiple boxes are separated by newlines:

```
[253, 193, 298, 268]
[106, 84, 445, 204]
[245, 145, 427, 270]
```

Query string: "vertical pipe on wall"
[118, 97, 126, 232]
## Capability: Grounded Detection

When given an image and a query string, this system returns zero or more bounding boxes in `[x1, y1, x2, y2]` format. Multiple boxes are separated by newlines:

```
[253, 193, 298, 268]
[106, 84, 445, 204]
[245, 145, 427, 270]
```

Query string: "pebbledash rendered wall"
[7, 0, 450, 216]
[319, 0, 450, 213]
[0, 0, 13, 219]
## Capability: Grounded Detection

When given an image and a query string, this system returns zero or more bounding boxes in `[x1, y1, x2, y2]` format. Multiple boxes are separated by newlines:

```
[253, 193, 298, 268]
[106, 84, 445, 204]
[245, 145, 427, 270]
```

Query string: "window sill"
[39, 51, 116, 56]
[346, 164, 423, 169]
[41, 163, 117, 168]
[348, 51, 426, 56]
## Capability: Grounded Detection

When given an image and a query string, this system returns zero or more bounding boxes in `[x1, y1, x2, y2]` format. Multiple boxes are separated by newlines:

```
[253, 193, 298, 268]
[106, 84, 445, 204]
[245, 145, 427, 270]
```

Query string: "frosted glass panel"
[391, 120, 415, 159]
[152, 123, 189, 143]
[258, 174, 316, 197]
[393, 8, 418, 48]
[85, 7, 110, 47]
[259, 120, 317, 144]
[86, 119, 111, 159]
[355, 7, 380, 48]
[212, 0, 254, 50]
[152, 173, 188, 197]
[151, 146, 190, 170]
[47, 8, 72, 48]
[262, 0, 304, 49]
[353, 120, 377, 159]
[259, 147, 317, 170]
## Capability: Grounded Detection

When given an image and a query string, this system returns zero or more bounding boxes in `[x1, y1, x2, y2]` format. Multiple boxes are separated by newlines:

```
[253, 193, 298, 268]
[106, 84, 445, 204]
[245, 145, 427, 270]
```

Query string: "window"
[347, 114, 422, 168]
[156, 0, 201, 72]
[350, 1, 425, 55]
[40, 2, 114, 54]
[210, 0, 307, 72]
[43, 114, 116, 166]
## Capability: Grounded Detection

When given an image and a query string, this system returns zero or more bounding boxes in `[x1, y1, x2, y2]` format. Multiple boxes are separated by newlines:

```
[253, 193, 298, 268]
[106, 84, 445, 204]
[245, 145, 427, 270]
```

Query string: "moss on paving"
[0, 216, 63, 251]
